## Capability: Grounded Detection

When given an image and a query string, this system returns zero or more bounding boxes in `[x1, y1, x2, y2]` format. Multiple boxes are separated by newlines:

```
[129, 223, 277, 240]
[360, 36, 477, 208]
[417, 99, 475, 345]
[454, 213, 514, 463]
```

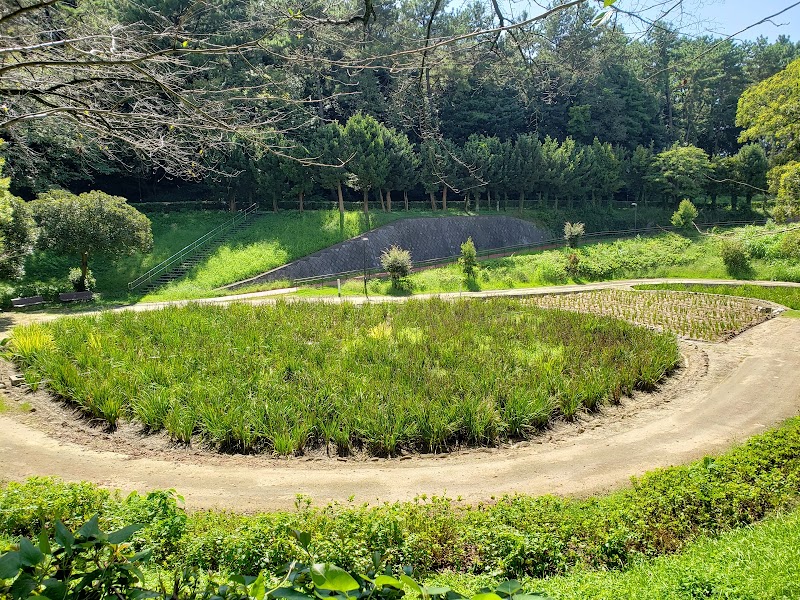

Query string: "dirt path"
[1, 307, 798, 512]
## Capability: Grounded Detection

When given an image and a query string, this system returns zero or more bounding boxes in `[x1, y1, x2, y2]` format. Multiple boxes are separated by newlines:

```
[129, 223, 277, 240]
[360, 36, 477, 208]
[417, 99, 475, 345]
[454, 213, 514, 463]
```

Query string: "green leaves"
[310, 563, 360, 593]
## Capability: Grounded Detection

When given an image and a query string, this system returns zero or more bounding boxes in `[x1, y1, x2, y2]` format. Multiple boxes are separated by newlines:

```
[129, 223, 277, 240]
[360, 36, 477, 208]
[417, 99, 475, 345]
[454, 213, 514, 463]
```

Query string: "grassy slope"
[431, 508, 800, 599]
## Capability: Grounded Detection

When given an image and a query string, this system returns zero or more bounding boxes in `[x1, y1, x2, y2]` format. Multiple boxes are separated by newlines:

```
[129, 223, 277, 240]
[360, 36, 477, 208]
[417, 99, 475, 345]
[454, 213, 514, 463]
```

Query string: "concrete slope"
[223, 215, 550, 289]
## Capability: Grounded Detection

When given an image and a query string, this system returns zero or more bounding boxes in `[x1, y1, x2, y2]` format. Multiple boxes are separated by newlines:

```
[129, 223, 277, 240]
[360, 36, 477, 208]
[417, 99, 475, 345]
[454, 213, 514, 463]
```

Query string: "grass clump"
[9, 298, 679, 455]
[635, 282, 800, 310]
[3, 417, 800, 581]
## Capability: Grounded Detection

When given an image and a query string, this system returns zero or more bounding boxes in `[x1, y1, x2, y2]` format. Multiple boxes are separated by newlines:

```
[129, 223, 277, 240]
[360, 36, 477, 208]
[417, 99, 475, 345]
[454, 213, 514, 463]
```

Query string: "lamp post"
[362, 237, 369, 298]
[631, 202, 638, 231]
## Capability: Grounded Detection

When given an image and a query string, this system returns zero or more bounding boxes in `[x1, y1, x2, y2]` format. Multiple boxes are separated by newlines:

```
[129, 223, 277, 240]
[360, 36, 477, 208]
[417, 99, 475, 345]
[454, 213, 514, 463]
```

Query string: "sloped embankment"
[221, 215, 549, 289]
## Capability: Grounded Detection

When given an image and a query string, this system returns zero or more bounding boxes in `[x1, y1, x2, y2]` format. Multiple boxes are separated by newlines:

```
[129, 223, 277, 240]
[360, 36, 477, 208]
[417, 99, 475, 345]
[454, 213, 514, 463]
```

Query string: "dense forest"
[1, 0, 799, 213]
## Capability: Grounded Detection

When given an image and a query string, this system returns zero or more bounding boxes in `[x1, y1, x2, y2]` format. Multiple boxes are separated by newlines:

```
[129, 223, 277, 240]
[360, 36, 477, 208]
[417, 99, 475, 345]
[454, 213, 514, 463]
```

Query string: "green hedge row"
[2, 417, 800, 580]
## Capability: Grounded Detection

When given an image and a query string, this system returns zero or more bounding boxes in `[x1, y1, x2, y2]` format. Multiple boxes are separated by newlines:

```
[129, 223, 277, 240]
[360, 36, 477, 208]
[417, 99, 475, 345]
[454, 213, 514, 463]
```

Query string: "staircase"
[129, 203, 260, 293]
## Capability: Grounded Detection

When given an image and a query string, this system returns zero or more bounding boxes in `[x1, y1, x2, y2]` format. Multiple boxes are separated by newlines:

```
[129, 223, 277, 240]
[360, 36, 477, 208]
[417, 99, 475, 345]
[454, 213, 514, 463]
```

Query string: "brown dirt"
[1, 308, 798, 512]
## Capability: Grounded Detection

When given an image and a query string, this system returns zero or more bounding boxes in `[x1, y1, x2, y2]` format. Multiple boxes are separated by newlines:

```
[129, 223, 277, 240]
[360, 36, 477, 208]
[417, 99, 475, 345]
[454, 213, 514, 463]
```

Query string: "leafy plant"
[68, 268, 96, 292]
[459, 237, 478, 278]
[563, 222, 585, 248]
[670, 199, 698, 229]
[380, 245, 412, 289]
[718, 238, 751, 277]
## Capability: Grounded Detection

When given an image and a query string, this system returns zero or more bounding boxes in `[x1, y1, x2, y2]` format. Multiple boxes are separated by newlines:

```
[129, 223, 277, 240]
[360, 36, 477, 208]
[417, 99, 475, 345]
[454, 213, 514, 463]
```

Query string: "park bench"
[58, 291, 94, 302]
[11, 295, 45, 308]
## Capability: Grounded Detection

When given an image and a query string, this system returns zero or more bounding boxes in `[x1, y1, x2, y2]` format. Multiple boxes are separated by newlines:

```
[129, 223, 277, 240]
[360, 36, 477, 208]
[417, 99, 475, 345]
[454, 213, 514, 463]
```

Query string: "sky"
[659, 0, 800, 40]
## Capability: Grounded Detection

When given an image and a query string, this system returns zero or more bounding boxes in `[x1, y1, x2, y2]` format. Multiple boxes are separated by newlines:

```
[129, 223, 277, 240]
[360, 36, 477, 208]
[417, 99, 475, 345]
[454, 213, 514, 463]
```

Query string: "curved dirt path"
[1, 302, 799, 511]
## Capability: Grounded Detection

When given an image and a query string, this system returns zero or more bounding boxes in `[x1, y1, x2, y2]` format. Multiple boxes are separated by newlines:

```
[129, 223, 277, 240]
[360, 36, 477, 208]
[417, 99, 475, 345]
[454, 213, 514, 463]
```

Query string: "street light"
[631, 202, 638, 231]
[362, 237, 369, 298]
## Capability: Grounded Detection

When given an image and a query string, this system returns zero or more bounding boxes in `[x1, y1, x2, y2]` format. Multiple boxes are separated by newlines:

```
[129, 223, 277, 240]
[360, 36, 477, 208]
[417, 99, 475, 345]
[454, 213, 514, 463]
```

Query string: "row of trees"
[1, 0, 797, 200]
[227, 114, 768, 214]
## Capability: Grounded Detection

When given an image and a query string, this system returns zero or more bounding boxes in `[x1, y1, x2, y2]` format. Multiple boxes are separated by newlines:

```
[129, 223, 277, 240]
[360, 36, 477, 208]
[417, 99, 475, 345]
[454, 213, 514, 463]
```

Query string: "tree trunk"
[429, 191, 437, 210]
[228, 188, 237, 213]
[404, 190, 409, 211]
[474, 190, 480, 212]
[745, 191, 753, 209]
[730, 194, 738, 211]
[710, 193, 717, 210]
[80, 252, 89, 291]
[363, 189, 369, 214]
[518, 190, 525, 213]
[386, 189, 392, 212]
[442, 186, 448, 210]
[272, 195, 278, 212]
[298, 190, 304, 212]
[337, 182, 345, 215]
[378, 188, 386, 211]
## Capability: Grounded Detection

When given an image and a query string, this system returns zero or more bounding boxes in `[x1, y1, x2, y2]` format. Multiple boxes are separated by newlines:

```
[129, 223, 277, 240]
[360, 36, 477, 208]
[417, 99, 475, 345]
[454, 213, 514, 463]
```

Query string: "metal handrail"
[290, 218, 768, 286]
[128, 203, 259, 291]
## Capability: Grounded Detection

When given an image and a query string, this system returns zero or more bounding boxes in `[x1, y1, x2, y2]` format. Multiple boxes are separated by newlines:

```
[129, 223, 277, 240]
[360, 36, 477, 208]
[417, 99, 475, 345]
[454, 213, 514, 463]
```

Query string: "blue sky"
[661, 0, 800, 40]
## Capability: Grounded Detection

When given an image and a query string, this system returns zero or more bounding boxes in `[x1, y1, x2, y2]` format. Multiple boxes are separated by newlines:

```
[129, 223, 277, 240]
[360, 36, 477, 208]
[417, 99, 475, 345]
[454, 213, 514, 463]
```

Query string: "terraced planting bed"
[9, 298, 680, 456]
[525, 289, 774, 341]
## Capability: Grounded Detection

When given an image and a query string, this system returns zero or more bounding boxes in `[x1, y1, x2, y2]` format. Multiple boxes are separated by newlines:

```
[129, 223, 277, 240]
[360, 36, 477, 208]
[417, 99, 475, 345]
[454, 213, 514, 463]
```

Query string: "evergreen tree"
[342, 114, 390, 214]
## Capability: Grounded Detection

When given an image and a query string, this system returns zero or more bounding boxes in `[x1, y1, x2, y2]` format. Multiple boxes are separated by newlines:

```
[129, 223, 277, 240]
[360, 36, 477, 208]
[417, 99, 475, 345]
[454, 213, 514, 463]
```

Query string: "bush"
[459, 237, 478, 278]
[718, 238, 751, 276]
[4, 417, 800, 581]
[563, 222, 585, 248]
[380, 245, 412, 289]
[670, 199, 698, 229]
[778, 230, 800, 259]
[68, 267, 96, 292]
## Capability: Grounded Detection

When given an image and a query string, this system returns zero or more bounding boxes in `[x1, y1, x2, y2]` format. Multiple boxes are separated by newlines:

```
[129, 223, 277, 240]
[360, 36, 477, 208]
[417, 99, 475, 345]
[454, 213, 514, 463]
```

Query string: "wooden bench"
[11, 295, 45, 308]
[58, 291, 94, 302]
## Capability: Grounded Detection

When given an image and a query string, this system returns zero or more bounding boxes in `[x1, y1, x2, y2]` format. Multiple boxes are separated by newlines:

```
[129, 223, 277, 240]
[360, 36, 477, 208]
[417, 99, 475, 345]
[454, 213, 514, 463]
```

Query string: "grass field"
[9, 298, 679, 455]
[634, 282, 800, 310]
[525, 289, 771, 341]
[314, 225, 800, 298]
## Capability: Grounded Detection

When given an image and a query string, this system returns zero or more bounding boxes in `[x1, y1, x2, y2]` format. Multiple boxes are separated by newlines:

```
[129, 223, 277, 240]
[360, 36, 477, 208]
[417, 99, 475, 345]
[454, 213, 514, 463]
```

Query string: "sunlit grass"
[10, 298, 679, 455]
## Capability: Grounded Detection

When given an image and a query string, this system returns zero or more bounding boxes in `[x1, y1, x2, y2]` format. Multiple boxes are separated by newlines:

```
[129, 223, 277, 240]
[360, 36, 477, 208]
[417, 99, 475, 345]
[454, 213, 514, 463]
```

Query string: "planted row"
[10, 298, 679, 455]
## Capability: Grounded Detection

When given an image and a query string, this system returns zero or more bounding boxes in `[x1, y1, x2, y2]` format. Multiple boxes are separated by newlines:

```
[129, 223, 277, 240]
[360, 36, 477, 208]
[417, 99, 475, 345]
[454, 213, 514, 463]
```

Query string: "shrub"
[380, 245, 412, 289]
[718, 238, 751, 276]
[565, 252, 581, 279]
[670, 199, 699, 229]
[778, 230, 800, 259]
[68, 267, 96, 292]
[459, 237, 478, 278]
[563, 222, 585, 248]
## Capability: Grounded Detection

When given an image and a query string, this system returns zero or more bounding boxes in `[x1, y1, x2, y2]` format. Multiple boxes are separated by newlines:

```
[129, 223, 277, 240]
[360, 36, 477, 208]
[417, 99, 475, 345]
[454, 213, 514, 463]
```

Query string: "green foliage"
[343, 114, 390, 212]
[459, 237, 478, 278]
[9, 298, 679, 455]
[670, 199, 698, 228]
[4, 417, 800, 583]
[650, 145, 711, 206]
[67, 268, 95, 292]
[30, 190, 153, 290]
[718, 238, 751, 277]
[562, 222, 585, 248]
[0, 153, 36, 280]
[380, 245, 412, 289]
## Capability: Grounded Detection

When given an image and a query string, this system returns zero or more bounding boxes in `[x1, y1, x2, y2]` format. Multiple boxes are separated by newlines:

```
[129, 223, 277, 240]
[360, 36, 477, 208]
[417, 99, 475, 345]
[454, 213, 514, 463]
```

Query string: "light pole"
[631, 202, 638, 231]
[362, 237, 369, 298]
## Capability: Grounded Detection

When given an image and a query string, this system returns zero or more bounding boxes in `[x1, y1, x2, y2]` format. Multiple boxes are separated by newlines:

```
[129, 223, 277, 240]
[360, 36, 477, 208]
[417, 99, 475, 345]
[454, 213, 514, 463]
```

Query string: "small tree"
[671, 199, 699, 229]
[459, 237, 478, 278]
[563, 222, 585, 248]
[32, 190, 153, 291]
[380, 245, 412, 289]
[0, 153, 36, 279]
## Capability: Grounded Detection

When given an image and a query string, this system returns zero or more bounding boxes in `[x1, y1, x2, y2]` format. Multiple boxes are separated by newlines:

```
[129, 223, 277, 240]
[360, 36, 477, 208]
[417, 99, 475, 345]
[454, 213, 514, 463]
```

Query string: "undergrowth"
[2, 417, 800, 581]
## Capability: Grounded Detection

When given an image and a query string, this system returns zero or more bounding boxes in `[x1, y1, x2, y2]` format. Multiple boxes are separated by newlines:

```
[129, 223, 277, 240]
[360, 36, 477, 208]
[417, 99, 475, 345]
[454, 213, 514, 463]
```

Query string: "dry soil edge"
[1, 316, 799, 512]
